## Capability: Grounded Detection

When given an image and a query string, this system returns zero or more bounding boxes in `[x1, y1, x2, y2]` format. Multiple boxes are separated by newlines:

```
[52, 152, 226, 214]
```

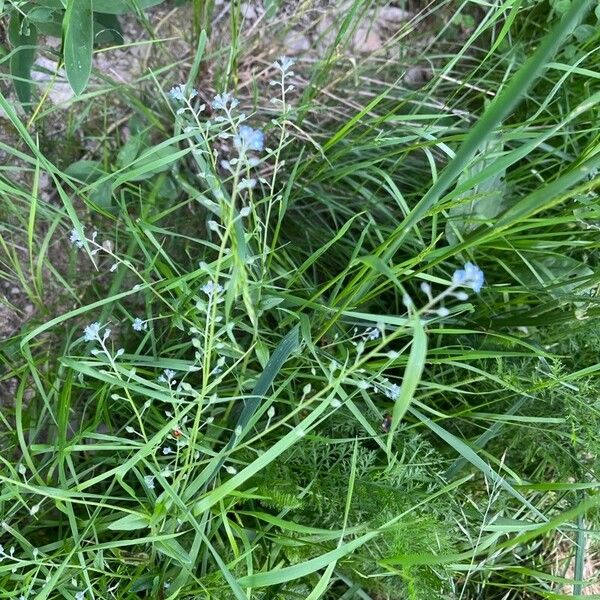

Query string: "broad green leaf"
[63, 0, 93, 95]
[92, 0, 165, 14]
[155, 538, 192, 567]
[513, 254, 594, 298]
[108, 513, 150, 531]
[27, 6, 63, 38]
[33, 0, 166, 12]
[446, 133, 508, 245]
[8, 13, 38, 106]
[234, 325, 300, 438]
[93, 12, 124, 44]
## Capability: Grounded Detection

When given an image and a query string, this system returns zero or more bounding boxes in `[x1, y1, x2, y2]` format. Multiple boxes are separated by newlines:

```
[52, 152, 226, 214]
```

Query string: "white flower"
[132, 317, 147, 332]
[162, 447, 173, 455]
[224, 465, 237, 475]
[83, 322, 101, 341]
[29, 504, 40, 516]
[330, 399, 342, 408]
[69, 228, 84, 249]
[202, 280, 223, 297]
[240, 206, 251, 217]
[144, 475, 155, 489]
[75, 591, 86, 600]
[212, 92, 239, 111]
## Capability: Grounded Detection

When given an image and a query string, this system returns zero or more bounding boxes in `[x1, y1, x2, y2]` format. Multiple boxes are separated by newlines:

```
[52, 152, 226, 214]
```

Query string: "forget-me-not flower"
[386, 383, 401, 401]
[275, 56, 295, 74]
[233, 125, 265, 153]
[169, 85, 198, 102]
[452, 262, 485, 293]
[83, 322, 101, 341]
[70, 228, 84, 249]
[202, 280, 224, 297]
[132, 317, 147, 332]
[158, 369, 176, 384]
[212, 92, 239, 111]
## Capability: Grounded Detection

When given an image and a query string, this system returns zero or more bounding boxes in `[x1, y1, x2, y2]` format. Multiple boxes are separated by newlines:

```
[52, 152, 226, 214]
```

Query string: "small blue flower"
[158, 368, 176, 383]
[83, 322, 101, 341]
[169, 85, 197, 102]
[452, 262, 484, 293]
[233, 125, 264, 153]
[275, 56, 295, 74]
[212, 92, 239, 111]
[386, 384, 401, 401]
[132, 318, 147, 332]
[202, 280, 223, 297]
[70, 228, 84, 249]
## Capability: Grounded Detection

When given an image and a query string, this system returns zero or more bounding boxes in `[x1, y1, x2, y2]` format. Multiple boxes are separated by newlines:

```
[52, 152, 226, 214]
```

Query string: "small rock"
[284, 31, 311, 55]
[404, 66, 430, 87]
[30, 56, 74, 105]
[240, 2, 259, 21]
[352, 26, 383, 53]
[377, 7, 412, 23]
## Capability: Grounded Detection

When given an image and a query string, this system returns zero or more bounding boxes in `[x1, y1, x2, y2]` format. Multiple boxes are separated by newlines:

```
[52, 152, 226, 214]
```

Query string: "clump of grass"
[1, 1, 600, 598]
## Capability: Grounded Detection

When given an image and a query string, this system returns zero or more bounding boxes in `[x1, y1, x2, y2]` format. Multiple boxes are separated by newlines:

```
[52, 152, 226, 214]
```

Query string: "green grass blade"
[375, 0, 592, 266]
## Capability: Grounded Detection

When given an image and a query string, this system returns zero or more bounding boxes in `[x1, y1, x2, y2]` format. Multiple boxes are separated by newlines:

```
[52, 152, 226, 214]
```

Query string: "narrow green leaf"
[237, 530, 378, 588]
[234, 325, 300, 440]
[63, 0, 93, 95]
[387, 318, 427, 456]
